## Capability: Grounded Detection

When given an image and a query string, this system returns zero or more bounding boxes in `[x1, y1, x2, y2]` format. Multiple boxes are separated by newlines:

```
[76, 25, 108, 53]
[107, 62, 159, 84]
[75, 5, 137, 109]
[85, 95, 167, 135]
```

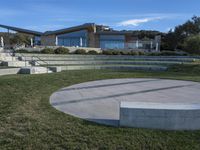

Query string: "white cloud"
[117, 17, 162, 27]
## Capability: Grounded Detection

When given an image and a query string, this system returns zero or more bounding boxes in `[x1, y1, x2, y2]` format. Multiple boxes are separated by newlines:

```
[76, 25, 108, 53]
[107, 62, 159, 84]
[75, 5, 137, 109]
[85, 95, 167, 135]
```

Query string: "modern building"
[0, 23, 161, 51]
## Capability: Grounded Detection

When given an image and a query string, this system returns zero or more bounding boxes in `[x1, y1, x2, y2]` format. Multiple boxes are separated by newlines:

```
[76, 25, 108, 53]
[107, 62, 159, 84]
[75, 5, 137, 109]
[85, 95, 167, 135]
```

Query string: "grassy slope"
[0, 69, 200, 150]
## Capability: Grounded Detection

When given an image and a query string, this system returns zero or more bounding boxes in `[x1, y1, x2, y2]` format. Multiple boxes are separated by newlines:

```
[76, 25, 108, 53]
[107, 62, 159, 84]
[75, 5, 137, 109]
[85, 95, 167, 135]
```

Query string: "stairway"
[0, 52, 53, 75]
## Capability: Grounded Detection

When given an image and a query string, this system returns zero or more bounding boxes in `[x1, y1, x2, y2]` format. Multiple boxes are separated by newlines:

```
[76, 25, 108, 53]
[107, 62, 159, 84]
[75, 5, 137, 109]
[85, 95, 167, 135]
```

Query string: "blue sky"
[0, 0, 200, 33]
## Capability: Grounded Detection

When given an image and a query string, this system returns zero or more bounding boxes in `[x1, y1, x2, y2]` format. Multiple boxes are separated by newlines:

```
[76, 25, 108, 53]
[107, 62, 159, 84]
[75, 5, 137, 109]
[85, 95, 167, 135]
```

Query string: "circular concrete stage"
[50, 78, 200, 127]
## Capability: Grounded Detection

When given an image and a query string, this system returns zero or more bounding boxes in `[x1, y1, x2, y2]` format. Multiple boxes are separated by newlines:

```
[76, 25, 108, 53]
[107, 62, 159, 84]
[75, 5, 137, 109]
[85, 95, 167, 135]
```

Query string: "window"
[100, 35, 125, 49]
[57, 30, 88, 47]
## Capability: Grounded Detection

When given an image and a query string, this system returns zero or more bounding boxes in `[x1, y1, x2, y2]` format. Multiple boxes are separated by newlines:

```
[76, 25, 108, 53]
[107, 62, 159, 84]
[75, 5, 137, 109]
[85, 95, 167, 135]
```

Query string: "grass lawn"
[0, 67, 200, 149]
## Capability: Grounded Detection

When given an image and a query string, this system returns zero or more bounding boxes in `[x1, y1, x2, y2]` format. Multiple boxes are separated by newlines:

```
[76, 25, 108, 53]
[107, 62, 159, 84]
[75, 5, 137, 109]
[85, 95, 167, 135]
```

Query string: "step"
[32, 60, 185, 66]
[59, 65, 168, 71]
[16, 53, 200, 58]
[20, 67, 52, 74]
[0, 53, 17, 61]
[21, 56, 198, 62]
[0, 68, 21, 76]
[2, 61, 31, 67]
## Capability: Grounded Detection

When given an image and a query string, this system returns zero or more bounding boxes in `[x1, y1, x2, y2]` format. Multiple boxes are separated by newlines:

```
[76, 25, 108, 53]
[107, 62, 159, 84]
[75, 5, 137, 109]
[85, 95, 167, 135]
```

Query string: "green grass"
[0, 68, 200, 149]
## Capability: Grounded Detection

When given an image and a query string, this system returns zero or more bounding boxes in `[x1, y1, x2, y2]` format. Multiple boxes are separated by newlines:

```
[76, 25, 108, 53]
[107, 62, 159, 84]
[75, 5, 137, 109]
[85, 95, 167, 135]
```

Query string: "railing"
[31, 56, 49, 73]
[6, 49, 18, 63]
[18, 53, 28, 67]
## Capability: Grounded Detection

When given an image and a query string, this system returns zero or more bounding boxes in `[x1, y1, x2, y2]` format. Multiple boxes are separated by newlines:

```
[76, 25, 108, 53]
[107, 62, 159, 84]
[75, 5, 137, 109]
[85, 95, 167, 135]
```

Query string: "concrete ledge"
[31, 60, 182, 66]
[2, 61, 30, 67]
[0, 68, 21, 76]
[48, 66, 62, 72]
[120, 102, 200, 130]
[61, 65, 167, 71]
[20, 67, 51, 74]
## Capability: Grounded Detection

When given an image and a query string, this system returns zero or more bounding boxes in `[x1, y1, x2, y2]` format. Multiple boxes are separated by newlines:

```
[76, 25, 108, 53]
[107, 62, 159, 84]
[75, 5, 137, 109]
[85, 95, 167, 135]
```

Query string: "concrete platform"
[0, 68, 21, 76]
[120, 102, 200, 130]
[2, 61, 30, 67]
[20, 67, 52, 74]
[50, 78, 200, 128]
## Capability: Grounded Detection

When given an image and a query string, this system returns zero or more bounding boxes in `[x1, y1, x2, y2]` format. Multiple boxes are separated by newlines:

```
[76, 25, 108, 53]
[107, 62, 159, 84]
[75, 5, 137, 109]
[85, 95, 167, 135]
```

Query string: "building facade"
[0, 23, 161, 51]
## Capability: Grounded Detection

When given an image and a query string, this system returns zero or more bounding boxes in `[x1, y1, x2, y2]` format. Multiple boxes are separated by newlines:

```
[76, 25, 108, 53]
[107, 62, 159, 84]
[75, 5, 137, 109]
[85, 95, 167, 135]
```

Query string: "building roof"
[96, 31, 133, 35]
[44, 23, 96, 35]
[0, 23, 96, 36]
[0, 24, 43, 36]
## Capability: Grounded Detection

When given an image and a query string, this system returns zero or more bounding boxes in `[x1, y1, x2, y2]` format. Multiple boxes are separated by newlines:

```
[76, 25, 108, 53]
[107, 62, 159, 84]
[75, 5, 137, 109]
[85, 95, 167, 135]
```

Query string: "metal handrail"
[19, 53, 28, 67]
[31, 56, 49, 73]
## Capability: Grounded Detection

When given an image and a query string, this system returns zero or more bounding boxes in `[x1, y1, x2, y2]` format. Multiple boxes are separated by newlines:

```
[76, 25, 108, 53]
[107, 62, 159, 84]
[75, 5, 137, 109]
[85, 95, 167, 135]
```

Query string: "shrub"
[183, 35, 200, 54]
[120, 51, 129, 55]
[138, 51, 145, 56]
[30, 51, 41, 54]
[41, 48, 54, 54]
[87, 50, 98, 55]
[129, 51, 139, 56]
[111, 50, 121, 55]
[160, 51, 178, 56]
[102, 50, 113, 55]
[54, 47, 69, 54]
[16, 49, 29, 53]
[74, 49, 87, 54]
[147, 52, 160, 56]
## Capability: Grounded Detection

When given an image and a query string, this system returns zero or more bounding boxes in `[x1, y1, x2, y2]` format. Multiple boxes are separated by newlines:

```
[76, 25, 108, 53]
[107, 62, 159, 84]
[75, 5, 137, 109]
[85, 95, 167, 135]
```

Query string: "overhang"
[44, 23, 96, 36]
[0, 24, 43, 36]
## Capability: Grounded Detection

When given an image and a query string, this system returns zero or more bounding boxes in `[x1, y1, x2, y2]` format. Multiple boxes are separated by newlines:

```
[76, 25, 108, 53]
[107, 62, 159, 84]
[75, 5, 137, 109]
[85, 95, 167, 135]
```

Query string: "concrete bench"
[120, 102, 200, 130]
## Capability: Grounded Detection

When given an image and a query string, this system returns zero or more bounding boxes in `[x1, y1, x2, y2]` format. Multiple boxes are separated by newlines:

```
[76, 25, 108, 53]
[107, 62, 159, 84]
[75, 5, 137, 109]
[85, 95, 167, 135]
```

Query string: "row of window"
[38, 30, 157, 49]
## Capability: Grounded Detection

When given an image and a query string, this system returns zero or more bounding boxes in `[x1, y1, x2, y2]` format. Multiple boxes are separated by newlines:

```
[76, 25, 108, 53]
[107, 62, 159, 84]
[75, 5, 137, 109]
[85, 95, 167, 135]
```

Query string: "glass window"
[100, 35, 125, 49]
[57, 30, 88, 47]
[34, 36, 41, 45]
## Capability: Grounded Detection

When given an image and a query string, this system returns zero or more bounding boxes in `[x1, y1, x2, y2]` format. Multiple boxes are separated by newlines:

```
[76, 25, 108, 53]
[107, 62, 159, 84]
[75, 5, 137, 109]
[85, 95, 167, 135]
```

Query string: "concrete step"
[20, 67, 52, 74]
[59, 65, 168, 71]
[21, 56, 197, 62]
[16, 54, 199, 62]
[33, 60, 184, 66]
[16, 53, 200, 58]
[0, 53, 17, 61]
[2, 61, 31, 67]
[0, 68, 21, 76]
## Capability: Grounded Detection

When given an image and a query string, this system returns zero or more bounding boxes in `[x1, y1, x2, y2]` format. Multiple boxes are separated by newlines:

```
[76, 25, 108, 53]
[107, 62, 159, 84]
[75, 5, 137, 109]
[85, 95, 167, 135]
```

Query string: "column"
[156, 43, 159, 51]
[80, 37, 83, 47]
[1, 36, 4, 47]
[55, 36, 58, 46]
[136, 40, 139, 49]
[150, 41, 153, 50]
[30, 38, 33, 47]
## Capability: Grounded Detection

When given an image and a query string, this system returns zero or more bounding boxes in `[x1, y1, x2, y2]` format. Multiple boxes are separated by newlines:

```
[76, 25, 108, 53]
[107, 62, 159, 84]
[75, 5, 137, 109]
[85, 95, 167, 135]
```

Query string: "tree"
[162, 16, 200, 51]
[161, 30, 177, 50]
[10, 33, 31, 46]
[183, 35, 200, 54]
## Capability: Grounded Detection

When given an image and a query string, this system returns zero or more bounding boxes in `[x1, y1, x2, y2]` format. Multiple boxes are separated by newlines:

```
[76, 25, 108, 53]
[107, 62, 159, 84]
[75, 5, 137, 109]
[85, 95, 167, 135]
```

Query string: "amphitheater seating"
[15, 53, 200, 72]
[1, 53, 200, 75]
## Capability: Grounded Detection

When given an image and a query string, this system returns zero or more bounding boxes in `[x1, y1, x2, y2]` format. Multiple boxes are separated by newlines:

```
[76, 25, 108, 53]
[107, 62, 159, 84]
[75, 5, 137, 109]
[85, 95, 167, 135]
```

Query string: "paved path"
[50, 78, 200, 126]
